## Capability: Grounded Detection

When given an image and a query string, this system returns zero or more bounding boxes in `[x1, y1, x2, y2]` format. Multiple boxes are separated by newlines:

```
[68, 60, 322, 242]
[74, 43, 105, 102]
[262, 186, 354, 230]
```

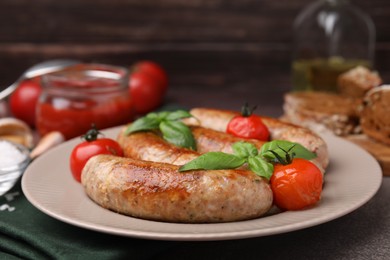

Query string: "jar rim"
[46, 63, 128, 76]
[41, 63, 129, 94]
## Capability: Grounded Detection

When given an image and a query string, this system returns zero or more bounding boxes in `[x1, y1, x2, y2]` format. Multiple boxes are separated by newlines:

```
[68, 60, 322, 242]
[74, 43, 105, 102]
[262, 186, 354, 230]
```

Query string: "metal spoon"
[0, 59, 80, 100]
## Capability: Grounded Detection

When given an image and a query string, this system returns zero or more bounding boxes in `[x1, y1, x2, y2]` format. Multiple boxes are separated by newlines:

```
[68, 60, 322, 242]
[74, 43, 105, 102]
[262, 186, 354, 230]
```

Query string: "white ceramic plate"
[22, 126, 382, 241]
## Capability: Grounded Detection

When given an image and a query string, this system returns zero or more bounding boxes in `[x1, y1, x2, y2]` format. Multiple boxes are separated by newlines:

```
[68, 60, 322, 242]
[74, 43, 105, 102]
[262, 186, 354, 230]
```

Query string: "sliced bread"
[337, 66, 382, 98]
[283, 91, 361, 136]
[360, 85, 390, 145]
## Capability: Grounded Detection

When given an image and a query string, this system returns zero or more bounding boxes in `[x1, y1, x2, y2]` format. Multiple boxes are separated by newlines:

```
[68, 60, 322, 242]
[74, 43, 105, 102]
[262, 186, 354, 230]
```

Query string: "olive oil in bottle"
[292, 57, 372, 92]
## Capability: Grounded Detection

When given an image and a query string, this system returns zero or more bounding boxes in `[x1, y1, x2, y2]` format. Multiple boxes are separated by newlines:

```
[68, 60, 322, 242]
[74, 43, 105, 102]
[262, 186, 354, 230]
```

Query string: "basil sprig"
[179, 140, 317, 180]
[178, 152, 246, 171]
[125, 110, 196, 150]
[260, 140, 316, 163]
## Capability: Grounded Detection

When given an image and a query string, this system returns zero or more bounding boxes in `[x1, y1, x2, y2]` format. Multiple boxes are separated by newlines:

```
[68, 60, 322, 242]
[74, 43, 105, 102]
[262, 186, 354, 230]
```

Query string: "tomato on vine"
[226, 103, 270, 141]
[70, 125, 123, 182]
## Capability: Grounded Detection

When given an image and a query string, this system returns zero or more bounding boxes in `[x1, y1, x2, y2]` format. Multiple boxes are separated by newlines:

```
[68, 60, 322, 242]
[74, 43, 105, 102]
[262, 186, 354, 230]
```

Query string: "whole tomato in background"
[129, 61, 168, 115]
[9, 79, 42, 127]
[132, 61, 168, 94]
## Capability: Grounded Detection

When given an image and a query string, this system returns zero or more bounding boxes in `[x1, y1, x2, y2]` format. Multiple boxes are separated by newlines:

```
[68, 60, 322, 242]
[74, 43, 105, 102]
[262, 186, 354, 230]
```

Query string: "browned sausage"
[81, 154, 273, 223]
[185, 108, 329, 170]
[191, 126, 265, 154]
[117, 126, 265, 164]
[82, 107, 324, 223]
[117, 128, 199, 165]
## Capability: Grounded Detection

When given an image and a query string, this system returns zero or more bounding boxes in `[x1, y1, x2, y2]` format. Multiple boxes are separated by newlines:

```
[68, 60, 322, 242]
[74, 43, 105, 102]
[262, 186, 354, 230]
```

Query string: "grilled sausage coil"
[81, 108, 329, 223]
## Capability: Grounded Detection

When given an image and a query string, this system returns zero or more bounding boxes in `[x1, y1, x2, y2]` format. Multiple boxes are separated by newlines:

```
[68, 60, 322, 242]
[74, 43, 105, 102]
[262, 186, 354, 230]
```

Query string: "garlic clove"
[0, 118, 34, 148]
[30, 131, 65, 159]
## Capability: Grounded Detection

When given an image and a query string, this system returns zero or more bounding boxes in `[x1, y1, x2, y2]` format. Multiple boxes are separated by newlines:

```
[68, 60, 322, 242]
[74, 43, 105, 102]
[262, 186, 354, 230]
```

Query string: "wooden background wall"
[1, 0, 389, 113]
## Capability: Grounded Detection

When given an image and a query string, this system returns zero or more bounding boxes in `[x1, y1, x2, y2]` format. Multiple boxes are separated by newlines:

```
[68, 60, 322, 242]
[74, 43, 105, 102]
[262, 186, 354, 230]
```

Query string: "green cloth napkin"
[0, 179, 178, 260]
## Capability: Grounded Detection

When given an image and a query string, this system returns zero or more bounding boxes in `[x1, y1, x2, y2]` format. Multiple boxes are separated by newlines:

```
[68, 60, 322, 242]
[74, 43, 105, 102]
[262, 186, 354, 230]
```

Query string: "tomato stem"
[82, 124, 102, 142]
[241, 102, 257, 117]
[267, 144, 296, 165]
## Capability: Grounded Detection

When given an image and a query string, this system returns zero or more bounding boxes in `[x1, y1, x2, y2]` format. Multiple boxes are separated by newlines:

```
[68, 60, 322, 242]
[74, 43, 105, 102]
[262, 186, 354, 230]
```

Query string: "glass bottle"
[292, 0, 375, 92]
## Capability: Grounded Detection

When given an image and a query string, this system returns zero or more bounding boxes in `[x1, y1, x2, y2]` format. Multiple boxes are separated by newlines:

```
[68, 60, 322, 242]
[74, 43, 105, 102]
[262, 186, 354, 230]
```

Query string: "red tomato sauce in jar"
[36, 64, 135, 140]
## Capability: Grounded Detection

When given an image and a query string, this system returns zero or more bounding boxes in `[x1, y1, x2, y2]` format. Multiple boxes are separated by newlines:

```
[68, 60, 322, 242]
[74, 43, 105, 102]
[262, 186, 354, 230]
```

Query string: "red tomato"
[70, 127, 123, 182]
[9, 80, 42, 127]
[227, 114, 270, 141]
[132, 61, 168, 94]
[270, 158, 323, 210]
[129, 71, 164, 114]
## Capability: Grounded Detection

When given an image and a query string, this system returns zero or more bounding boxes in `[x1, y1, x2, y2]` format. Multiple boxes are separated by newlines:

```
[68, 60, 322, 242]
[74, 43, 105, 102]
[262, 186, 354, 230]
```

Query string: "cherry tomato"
[9, 79, 42, 127]
[132, 61, 168, 94]
[270, 158, 323, 210]
[129, 71, 164, 114]
[227, 106, 270, 142]
[70, 127, 123, 182]
[227, 114, 269, 140]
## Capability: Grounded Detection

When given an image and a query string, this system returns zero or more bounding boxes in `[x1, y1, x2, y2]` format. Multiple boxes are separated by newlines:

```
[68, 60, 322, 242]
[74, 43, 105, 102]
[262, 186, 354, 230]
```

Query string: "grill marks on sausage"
[118, 125, 265, 165]
[82, 155, 272, 222]
[191, 126, 265, 153]
[117, 130, 199, 165]
[188, 108, 329, 170]
[82, 107, 328, 223]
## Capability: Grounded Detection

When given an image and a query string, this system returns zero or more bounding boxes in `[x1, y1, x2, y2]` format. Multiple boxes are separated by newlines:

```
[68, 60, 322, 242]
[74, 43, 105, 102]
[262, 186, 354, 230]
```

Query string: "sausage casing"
[117, 125, 265, 164]
[82, 107, 326, 223]
[82, 154, 273, 223]
[117, 129, 199, 165]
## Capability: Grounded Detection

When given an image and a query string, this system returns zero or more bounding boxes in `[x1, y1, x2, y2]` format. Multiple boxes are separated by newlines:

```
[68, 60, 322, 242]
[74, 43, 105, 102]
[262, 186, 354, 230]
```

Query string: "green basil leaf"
[165, 110, 192, 121]
[179, 152, 246, 172]
[125, 116, 160, 134]
[144, 112, 159, 119]
[260, 140, 317, 161]
[160, 120, 196, 150]
[232, 141, 258, 158]
[152, 111, 170, 120]
[248, 156, 274, 180]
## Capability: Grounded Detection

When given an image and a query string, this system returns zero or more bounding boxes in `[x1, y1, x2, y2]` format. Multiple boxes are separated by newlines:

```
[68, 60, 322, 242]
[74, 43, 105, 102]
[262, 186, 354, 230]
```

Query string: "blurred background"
[0, 0, 389, 115]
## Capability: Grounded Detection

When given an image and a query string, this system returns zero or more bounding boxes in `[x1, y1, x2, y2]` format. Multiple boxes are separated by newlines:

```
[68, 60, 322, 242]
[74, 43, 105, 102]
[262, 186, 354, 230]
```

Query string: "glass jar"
[36, 64, 135, 140]
[292, 0, 375, 92]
